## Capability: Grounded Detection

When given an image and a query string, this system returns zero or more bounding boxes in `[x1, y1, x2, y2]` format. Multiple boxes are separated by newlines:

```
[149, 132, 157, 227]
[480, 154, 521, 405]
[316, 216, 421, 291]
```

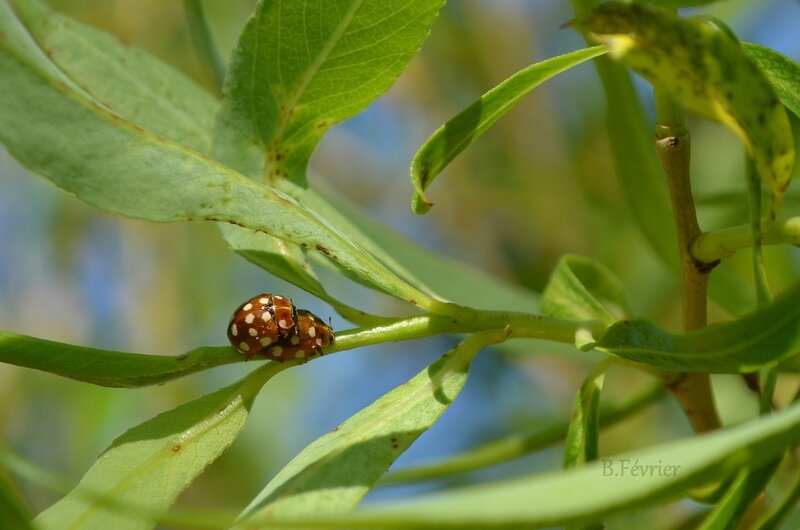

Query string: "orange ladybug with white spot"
[227, 293, 334, 362]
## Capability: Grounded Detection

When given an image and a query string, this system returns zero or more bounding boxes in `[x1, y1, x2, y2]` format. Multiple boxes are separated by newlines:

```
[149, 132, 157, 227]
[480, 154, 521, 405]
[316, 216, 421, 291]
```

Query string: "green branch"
[691, 217, 800, 263]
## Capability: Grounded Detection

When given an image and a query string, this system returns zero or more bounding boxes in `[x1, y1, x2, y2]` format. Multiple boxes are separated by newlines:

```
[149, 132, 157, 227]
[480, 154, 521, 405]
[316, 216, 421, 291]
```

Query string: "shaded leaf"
[579, 3, 795, 220]
[542, 255, 630, 325]
[0, 330, 237, 388]
[0, 467, 33, 530]
[235, 331, 507, 524]
[410, 46, 606, 213]
[256, 399, 800, 528]
[564, 364, 608, 470]
[34, 363, 287, 530]
[597, 283, 800, 373]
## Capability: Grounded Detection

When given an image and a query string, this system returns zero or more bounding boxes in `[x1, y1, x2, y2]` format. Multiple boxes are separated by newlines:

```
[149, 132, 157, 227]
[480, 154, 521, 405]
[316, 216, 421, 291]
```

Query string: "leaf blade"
[236, 331, 506, 523]
[34, 363, 286, 530]
[410, 46, 607, 213]
[597, 283, 800, 373]
[579, 4, 795, 220]
[0, 330, 237, 388]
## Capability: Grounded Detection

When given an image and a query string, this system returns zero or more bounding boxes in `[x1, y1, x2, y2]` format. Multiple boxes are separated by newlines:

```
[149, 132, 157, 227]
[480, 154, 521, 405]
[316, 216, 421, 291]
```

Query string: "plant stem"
[691, 217, 800, 262]
[655, 91, 721, 433]
[332, 311, 604, 353]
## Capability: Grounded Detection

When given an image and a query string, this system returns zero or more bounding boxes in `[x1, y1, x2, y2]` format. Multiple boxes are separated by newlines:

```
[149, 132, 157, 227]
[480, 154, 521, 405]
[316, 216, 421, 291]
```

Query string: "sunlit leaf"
[7, 0, 217, 153]
[380, 382, 663, 485]
[410, 46, 607, 213]
[597, 283, 800, 373]
[743, 42, 800, 119]
[579, 3, 795, 220]
[235, 331, 506, 525]
[214, 0, 446, 186]
[0, 26, 448, 314]
[34, 363, 287, 530]
[253, 399, 800, 528]
[0, 330, 237, 388]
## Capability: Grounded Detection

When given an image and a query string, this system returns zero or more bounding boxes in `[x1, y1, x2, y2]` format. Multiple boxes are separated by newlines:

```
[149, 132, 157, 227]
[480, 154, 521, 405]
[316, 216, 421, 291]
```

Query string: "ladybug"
[227, 293, 334, 362]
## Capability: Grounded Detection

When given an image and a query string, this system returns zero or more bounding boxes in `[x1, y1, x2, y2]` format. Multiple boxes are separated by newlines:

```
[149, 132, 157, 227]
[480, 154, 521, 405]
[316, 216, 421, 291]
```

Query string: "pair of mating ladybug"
[227, 293, 334, 362]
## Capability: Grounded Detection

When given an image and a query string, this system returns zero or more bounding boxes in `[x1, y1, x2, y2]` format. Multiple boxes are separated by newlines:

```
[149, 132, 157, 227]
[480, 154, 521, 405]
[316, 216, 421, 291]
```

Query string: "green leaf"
[597, 283, 800, 373]
[0, 330, 237, 388]
[541, 255, 630, 326]
[743, 42, 800, 119]
[214, 0, 445, 185]
[409, 46, 607, 213]
[380, 382, 663, 485]
[254, 399, 800, 528]
[697, 461, 780, 530]
[579, 3, 795, 220]
[0, 23, 448, 315]
[7, 0, 218, 153]
[564, 363, 609, 470]
[0, 468, 33, 530]
[634, 0, 720, 6]
[305, 189, 538, 312]
[34, 363, 286, 530]
[235, 331, 507, 525]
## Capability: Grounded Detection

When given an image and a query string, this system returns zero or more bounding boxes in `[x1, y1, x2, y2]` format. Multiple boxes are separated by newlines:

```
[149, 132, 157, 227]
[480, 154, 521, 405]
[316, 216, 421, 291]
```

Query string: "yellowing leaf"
[579, 4, 795, 220]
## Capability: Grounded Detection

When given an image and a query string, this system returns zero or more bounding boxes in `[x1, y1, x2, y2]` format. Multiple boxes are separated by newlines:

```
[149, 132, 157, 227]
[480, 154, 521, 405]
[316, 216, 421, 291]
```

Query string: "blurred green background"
[1, 1, 799, 527]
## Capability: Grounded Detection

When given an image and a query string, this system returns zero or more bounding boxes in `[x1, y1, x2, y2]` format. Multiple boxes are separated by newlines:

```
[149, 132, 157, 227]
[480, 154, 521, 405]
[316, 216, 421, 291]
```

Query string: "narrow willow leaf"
[754, 463, 800, 530]
[7, 0, 217, 153]
[218, 224, 380, 325]
[597, 283, 800, 373]
[564, 363, 609, 470]
[0, 330, 237, 388]
[698, 462, 780, 530]
[214, 0, 445, 185]
[0, 35, 447, 314]
[0, 470, 33, 530]
[410, 46, 607, 213]
[309, 188, 539, 312]
[34, 363, 286, 530]
[236, 331, 507, 525]
[262, 399, 800, 529]
[380, 382, 663, 485]
[635, 0, 720, 6]
[743, 43, 800, 119]
[579, 4, 795, 220]
[542, 255, 630, 326]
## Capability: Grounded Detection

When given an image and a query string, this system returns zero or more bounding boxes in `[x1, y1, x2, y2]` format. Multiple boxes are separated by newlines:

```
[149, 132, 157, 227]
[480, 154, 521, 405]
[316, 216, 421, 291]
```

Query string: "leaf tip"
[411, 192, 433, 215]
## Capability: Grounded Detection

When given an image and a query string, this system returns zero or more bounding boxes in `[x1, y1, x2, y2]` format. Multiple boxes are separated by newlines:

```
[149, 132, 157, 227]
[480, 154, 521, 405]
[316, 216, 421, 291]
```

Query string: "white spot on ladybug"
[295, 350, 306, 358]
[239, 342, 250, 352]
[316, 338, 323, 346]
[230, 324, 238, 337]
[261, 312, 272, 322]
[259, 297, 270, 305]
[248, 328, 258, 337]
[270, 345, 283, 356]
[308, 327, 316, 338]
[259, 336, 273, 346]
[279, 319, 290, 329]
[243, 303, 253, 311]
[244, 313, 255, 324]
[275, 295, 285, 300]
[290, 335, 300, 345]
